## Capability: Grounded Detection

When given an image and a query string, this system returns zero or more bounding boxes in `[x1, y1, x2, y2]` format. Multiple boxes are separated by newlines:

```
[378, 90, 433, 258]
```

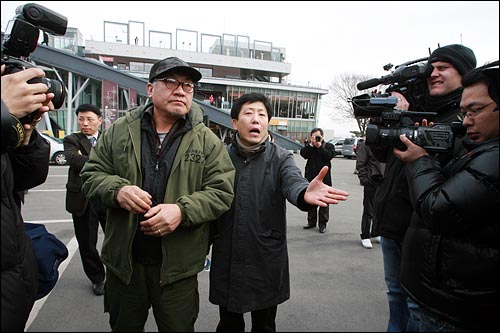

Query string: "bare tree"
[324, 73, 375, 136]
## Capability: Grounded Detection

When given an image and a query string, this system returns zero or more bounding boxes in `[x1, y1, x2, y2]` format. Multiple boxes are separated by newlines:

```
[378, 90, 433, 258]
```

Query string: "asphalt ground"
[21, 153, 389, 332]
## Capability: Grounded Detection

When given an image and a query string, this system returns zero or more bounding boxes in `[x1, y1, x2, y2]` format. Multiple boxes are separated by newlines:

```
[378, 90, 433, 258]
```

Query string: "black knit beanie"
[429, 44, 477, 75]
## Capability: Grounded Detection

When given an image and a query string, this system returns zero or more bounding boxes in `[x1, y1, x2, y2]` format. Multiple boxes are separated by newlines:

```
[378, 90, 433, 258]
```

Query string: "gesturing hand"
[304, 166, 349, 207]
[116, 185, 153, 214]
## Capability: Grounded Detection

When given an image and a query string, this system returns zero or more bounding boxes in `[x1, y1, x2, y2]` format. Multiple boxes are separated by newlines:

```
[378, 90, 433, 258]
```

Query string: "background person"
[209, 93, 349, 332]
[356, 139, 385, 249]
[370, 44, 477, 331]
[80, 56, 235, 332]
[300, 127, 336, 233]
[63, 103, 107, 296]
[394, 61, 499, 331]
[1, 65, 54, 331]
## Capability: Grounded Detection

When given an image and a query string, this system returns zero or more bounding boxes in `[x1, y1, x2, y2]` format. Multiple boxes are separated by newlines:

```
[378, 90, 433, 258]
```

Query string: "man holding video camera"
[1, 64, 54, 331]
[393, 61, 499, 331]
[300, 128, 336, 233]
[370, 44, 477, 331]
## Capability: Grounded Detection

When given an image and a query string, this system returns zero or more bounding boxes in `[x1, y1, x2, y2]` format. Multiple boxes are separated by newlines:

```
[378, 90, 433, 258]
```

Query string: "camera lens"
[27, 77, 66, 109]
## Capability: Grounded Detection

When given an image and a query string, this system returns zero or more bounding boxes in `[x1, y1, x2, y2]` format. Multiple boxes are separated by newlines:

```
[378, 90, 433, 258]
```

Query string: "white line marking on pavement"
[28, 189, 66, 192]
[27, 219, 72, 224]
[25, 236, 79, 331]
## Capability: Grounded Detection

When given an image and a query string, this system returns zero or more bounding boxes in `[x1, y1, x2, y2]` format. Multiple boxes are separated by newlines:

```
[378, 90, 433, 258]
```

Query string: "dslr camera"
[315, 136, 322, 142]
[2, 3, 68, 125]
[351, 94, 464, 153]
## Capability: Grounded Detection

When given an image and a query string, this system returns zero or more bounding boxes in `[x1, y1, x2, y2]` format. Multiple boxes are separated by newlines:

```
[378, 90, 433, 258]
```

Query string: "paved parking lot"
[22, 153, 389, 332]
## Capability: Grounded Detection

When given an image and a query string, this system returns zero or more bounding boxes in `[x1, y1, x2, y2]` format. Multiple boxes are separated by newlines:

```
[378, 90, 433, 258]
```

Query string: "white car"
[39, 132, 67, 165]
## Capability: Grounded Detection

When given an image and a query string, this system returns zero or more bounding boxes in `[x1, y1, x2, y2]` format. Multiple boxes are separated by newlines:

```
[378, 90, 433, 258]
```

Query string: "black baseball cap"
[148, 57, 202, 83]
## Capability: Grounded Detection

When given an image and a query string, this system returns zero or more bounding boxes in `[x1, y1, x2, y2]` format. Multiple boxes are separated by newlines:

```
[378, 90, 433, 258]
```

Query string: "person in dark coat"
[393, 61, 499, 331]
[300, 127, 336, 233]
[370, 44, 477, 331]
[1, 64, 54, 331]
[356, 139, 385, 249]
[209, 93, 349, 332]
[63, 104, 107, 296]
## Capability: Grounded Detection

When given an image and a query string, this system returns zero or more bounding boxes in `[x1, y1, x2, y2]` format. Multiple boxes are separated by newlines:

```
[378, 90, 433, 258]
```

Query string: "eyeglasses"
[458, 101, 499, 121]
[156, 78, 196, 93]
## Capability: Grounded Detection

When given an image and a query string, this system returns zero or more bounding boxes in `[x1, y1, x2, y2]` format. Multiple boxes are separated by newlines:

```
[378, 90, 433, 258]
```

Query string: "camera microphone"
[357, 78, 381, 91]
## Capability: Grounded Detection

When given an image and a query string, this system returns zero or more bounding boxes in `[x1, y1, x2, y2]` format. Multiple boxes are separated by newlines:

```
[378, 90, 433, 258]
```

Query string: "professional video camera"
[1, 3, 68, 125]
[351, 93, 464, 153]
[356, 57, 431, 111]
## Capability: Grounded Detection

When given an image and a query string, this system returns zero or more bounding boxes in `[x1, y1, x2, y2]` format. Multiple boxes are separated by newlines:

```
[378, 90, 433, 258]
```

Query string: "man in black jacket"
[64, 104, 106, 296]
[393, 61, 499, 331]
[300, 128, 336, 233]
[370, 44, 476, 331]
[209, 93, 349, 332]
[1, 64, 53, 331]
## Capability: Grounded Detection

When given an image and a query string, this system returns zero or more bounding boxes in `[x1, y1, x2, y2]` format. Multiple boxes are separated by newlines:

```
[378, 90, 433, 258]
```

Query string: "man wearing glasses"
[394, 61, 499, 331]
[80, 57, 235, 331]
[370, 44, 477, 331]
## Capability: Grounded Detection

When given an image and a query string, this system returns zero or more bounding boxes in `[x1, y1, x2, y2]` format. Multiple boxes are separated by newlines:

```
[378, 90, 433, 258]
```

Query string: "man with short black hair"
[81, 56, 235, 331]
[394, 60, 499, 331]
[300, 127, 336, 233]
[63, 103, 106, 296]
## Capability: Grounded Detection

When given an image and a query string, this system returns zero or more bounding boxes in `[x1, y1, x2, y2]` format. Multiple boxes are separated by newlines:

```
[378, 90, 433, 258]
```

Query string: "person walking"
[209, 93, 349, 332]
[300, 128, 336, 233]
[80, 56, 235, 332]
[63, 103, 107, 296]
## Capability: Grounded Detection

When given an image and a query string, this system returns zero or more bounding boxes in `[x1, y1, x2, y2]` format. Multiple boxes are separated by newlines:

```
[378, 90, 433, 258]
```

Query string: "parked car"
[342, 137, 364, 159]
[39, 132, 67, 165]
[327, 138, 345, 157]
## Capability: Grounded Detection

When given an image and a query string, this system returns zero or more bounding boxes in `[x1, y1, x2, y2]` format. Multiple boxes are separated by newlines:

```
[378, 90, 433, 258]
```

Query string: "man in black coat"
[63, 104, 107, 296]
[393, 61, 499, 331]
[1, 65, 53, 331]
[209, 93, 349, 332]
[370, 44, 477, 331]
[300, 128, 336, 233]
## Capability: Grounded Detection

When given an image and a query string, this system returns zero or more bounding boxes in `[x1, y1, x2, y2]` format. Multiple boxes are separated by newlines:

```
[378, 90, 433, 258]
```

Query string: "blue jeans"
[381, 237, 421, 332]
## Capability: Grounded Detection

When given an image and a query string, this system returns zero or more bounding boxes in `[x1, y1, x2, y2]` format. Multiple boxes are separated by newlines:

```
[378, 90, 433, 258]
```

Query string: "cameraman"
[370, 44, 477, 331]
[1, 64, 54, 331]
[393, 62, 499, 331]
[300, 128, 336, 233]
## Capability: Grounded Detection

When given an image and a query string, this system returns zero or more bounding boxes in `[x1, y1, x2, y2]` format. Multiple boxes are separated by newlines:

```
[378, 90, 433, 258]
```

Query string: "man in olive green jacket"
[80, 57, 235, 332]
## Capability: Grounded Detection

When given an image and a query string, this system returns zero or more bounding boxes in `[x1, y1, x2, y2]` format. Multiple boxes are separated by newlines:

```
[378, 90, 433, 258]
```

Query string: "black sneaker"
[303, 224, 316, 229]
[319, 225, 326, 233]
[92, 281, 105, 296]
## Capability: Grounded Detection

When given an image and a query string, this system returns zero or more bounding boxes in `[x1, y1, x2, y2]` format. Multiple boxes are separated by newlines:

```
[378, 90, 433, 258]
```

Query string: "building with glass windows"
[41, 21, 328, 144]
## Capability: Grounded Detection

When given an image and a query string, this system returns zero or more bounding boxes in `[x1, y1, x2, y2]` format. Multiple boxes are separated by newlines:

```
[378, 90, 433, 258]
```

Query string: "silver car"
[39, 132, 68, 165]
[342, 137, 364, 159]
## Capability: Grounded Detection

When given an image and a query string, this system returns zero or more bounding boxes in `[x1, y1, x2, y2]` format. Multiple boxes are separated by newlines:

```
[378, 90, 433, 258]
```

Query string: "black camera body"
[1, 3, 68, 124]
[356, 57, 431, 111]
[315, 136, 322, 142]
[352, 93, 464, 153]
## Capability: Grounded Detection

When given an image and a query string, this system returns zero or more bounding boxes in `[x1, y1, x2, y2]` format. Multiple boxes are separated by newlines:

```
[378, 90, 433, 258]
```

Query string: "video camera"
[356, 57, 431, 111]
[1, 3, 68, 124]
[351, 93, 464, 153]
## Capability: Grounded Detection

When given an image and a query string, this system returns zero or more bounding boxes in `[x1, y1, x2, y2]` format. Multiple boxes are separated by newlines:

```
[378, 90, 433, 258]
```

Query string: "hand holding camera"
[311, 135, 323, 148]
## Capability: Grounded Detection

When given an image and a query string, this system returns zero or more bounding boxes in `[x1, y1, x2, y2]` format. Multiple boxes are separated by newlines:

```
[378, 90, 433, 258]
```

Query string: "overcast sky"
[2, 1, 499, 136]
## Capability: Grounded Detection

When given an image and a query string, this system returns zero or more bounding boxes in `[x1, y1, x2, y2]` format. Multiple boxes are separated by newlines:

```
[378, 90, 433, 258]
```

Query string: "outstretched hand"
[304, 166, 349, 207]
